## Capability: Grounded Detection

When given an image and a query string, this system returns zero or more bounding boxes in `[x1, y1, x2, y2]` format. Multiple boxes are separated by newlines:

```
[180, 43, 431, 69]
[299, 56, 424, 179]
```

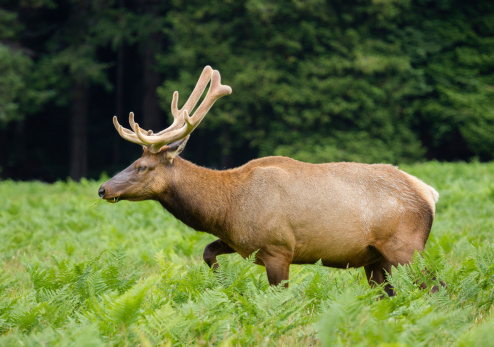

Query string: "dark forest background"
[1, 0, 493, 182]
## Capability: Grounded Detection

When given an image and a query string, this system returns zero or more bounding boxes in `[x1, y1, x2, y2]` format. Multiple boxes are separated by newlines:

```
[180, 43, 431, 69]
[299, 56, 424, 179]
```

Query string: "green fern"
[2, 163, 494, 345]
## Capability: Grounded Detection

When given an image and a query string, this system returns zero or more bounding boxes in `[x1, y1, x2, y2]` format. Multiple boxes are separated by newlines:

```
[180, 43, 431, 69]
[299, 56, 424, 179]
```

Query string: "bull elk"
[99, 66, 440, 296]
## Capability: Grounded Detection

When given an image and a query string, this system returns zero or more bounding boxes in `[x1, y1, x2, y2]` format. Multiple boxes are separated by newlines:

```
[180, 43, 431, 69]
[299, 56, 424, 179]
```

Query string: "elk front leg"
[261, 254, 291, 288]
[203, 239, 236, 269]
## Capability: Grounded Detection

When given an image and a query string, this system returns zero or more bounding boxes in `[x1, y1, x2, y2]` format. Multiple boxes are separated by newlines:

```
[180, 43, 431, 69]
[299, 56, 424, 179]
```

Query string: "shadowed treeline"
[0, 0, 493, 181]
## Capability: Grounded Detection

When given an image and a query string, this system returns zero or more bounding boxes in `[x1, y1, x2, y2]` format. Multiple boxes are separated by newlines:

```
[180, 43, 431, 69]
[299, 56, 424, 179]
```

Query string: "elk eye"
[137, 165, 147, 173]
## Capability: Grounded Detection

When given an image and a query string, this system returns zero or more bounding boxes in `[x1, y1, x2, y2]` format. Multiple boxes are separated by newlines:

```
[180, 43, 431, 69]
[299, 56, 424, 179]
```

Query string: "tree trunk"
[113, 43, 125, 167]
[142, 32, 163, 132]
[69, 84, 88, 181]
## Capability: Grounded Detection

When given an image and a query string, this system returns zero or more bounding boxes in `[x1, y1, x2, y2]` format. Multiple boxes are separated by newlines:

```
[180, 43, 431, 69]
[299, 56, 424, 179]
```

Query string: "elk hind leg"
[203, 239, 236, 270]
[418, 267, 446, 293]
[364, 259, 394, 297]
[375, 233, 444, 293]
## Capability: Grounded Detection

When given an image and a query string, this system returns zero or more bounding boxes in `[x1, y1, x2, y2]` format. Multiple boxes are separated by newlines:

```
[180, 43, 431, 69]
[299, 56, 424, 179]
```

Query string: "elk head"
[98, 66, 232, 202]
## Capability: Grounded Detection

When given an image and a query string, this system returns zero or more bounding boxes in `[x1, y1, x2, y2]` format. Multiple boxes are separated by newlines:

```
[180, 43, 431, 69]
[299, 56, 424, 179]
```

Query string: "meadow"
[0, 161, 494, 346]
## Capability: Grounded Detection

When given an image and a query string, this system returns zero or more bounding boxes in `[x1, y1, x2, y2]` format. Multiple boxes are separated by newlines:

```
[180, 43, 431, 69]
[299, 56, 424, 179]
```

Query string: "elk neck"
[157, 156, 235, 240]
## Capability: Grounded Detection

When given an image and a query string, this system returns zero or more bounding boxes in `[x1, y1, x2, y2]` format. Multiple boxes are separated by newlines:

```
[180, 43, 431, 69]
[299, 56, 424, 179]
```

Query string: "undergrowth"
[0, 162, 493, 345]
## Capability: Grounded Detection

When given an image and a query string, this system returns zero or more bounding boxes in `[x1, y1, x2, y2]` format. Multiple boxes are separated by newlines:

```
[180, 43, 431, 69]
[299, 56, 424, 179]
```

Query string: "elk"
[99, 66, 440, 296]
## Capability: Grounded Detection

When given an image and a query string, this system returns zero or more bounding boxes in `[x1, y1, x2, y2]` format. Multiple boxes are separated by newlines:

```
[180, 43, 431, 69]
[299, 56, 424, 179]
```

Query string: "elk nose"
[98, 186, 106, 198]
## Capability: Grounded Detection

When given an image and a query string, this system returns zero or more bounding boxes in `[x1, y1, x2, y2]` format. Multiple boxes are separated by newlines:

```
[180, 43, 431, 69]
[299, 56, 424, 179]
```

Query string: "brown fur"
[100, 152, 439, 294]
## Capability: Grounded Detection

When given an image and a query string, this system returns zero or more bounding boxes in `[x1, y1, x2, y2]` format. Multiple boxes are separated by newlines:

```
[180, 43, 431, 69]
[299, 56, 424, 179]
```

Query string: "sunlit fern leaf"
[8, 295, 45, 333]
[197, 288, 232, 312]
[83, 276, 157, 337]
[215, 252, 265, 295]
[24, 264, 57, 291]
[106, 247, 127, 267]
[0, 320, 104, 346]
[83, 271, 108, 298]
[57, 258, 77, 286]
[136, 302, 176, 343]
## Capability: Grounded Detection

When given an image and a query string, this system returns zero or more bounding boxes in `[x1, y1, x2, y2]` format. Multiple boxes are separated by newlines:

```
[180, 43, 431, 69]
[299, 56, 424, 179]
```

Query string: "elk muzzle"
[97, 162, 155, 202]
[97, 181, 121, 202]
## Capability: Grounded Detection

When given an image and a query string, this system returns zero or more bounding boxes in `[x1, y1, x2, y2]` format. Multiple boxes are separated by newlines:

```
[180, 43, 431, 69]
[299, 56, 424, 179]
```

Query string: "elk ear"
[160, 136, 190, 161]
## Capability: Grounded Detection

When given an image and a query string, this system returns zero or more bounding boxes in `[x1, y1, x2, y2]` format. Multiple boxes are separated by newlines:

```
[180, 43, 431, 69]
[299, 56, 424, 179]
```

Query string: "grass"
[0, 161, 494, 346]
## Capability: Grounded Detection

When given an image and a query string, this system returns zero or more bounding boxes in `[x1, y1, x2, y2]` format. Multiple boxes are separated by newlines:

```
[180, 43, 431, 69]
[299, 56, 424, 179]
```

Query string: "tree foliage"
[0, 0, 493, 179]
[159, 0, 494, 164]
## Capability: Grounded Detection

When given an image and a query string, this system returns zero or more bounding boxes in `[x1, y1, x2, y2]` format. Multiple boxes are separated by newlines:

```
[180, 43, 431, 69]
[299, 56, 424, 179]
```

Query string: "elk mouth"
[98, 186, 121, 203]
[103, 196, 121, 203]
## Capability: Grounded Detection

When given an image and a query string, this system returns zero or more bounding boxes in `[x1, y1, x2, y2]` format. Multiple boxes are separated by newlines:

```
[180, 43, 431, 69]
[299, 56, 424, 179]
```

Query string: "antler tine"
[178, 65, 214, 117]
[155, 66, 214, 136]
[134, 117, 194, 152]
[113, 116, 147, 146]
[129, 112, 152, 136]
[184, 70, 232, 129]
[133, 69, 231, 150]
[153, 92, 185, 137]
[112, 67, 231, 153]
[171, 91, 180, 118]
[112, 113, 144, 137]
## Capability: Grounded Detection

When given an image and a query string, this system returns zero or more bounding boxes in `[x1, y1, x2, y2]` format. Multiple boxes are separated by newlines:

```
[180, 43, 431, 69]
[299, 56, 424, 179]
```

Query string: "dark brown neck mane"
[157, 157, 235, 240]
